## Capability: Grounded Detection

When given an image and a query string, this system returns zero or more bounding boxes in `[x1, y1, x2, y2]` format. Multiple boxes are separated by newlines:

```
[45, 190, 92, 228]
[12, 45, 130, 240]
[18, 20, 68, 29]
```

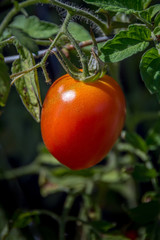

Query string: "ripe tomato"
[40, 73, 126, 170]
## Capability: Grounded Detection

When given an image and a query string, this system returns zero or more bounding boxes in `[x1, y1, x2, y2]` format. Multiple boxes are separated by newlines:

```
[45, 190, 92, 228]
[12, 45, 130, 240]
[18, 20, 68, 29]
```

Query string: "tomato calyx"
[54, 31, 108, 83]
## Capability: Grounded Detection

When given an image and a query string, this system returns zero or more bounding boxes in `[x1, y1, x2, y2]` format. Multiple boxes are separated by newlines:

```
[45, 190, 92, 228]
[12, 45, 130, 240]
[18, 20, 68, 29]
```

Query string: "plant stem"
[62, 12, 89, 77]
[59, 192, 75, 240]
[40, 12, 72, 66]
[10, 63, 41, 85]
[50, 0, 109, 35]
[4, 36, 110, 64]
[144, 158, 160, 194]
[36, 209, 60, 223]
[0, 37, 15, 48]
[79, 180, 94, 240]
[0, 163, 40, 180]
[0, 0, 50, 36]
[0, 0, 108, 37]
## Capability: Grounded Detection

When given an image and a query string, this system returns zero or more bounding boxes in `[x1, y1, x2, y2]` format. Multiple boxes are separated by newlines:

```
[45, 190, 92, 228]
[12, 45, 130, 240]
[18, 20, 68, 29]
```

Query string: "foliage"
[0, 0, 160, 240]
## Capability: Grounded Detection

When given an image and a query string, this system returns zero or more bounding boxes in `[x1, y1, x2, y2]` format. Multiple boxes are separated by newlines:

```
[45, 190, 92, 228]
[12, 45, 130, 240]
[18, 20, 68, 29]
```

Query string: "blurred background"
[0, 0, 160, 239]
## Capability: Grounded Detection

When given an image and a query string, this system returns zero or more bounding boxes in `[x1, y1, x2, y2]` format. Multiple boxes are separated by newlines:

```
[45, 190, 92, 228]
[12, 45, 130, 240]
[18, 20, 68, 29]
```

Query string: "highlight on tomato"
[40, 73, 126, 170]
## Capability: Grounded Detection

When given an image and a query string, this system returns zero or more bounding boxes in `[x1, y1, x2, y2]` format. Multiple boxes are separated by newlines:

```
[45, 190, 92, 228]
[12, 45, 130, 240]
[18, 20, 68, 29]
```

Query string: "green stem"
[41, 64, 51, 84]
[59, 192, 75, 240]
[0, 0, 50, 36]
[62, 12, 89, 77]
[50, 0, 109, 35]
[10, 63, 41, 85]
[0, 163, 40, 180]
[35, 209, 60, 223]
[0, 0, 108, 37]
[144, 158, 160, 194]
[40, 10, 70, 66]
[79, 180, 94, 240]
[34, 39, 51, 46]
[0, 37, 15, 48]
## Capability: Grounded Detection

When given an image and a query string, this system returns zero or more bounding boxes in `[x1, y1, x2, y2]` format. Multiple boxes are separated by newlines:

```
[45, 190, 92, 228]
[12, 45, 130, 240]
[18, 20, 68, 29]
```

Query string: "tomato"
[40, 73, 126, 170]
[125, 230, 138, 240]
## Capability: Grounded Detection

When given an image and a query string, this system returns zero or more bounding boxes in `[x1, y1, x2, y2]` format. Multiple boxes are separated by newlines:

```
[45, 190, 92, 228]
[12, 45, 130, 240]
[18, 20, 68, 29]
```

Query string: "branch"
[4, 36, 110, 63]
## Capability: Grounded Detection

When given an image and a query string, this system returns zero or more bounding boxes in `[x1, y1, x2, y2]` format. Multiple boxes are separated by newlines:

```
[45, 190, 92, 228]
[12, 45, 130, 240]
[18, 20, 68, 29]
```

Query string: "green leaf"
[132, 164, 158, 182]
[83, 0, 151, 14]
[10, 15, 59, 39]
[125, 132, 148, 152]
[103, 236, 129, 240]
[128, 201, 160, 224]
[91, 221, 116, 233]
[101, 170, 128, 183]
[13, 211, 39, 228]
[100, 25, 151, 63]
[0, 28, 11, 41]
[11, 47, 41, 122]
[146, 121, 160, 150]
[68, 22, 90, 42]
[140, 47, 160, 96]
[117, 143, 148, 161]
[155, 13, 160, 27]
[40, 173, 87, 196]
[35, 153, 61, 166]
[153, 26, 160, 35]
[10, 27, 39, 54]
[0, 54, 10, 107]
[139, 4, 160, 23]
[39, 167, 100, 196]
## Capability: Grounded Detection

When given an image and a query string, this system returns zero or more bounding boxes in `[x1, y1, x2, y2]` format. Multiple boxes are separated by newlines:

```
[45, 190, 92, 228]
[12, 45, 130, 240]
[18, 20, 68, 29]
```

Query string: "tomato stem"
[1, 0, 109, 83]
[62, 12, 89, 78]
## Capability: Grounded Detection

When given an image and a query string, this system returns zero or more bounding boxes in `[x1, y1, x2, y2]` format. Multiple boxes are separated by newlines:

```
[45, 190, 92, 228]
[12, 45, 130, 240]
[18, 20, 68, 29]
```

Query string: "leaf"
[146, 121, 160, 150]
[13, 211, 39, 228]
[11, 47, 41, 122]
[10, 15, 59, 39]
[128, 201, 160, 224]
[125, 132, 148, 153]
[132, 164, 158, 182]
[153, 26, 160, 35]
[140, 47, 160, 97]
[68, 22, 91, 42]
[139, 4, 160, 23]
[100, 25, 151, 63]
[11, 27, 39, 54]
[0, 54, 10, 107]
[83, 0, 151, 14]
[0, 28, 11, 41]
[91, 220, 116, 233]
[40, 173, 87, 196]
[155, 13, 160, 27]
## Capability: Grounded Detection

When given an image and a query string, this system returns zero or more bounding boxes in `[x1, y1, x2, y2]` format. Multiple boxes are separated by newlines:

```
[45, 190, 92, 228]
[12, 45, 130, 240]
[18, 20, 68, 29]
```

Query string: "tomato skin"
[40, 73, 126, 170]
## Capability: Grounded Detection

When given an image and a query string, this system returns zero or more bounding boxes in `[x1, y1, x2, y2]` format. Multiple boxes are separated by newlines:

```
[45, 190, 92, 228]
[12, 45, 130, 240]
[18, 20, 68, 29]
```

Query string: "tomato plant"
[1, 0, 160, 240]
[41, 73, 126, 170]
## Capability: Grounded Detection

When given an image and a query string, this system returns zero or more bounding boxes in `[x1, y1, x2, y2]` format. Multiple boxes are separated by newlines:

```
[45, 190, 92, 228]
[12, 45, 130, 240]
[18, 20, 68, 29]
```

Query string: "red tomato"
[125, 230, 138, 240]
[40, 73, 126, 170]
